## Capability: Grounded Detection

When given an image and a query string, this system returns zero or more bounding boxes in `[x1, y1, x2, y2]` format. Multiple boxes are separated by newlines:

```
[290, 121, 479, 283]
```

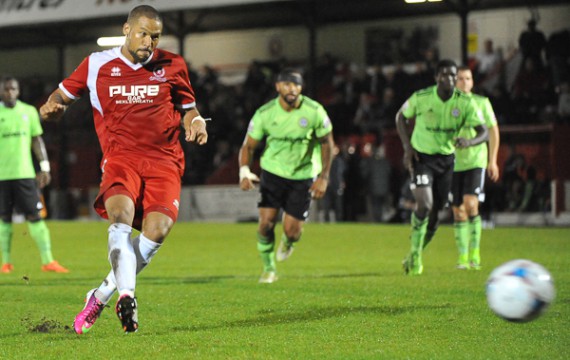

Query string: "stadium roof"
[0, 0, 565, 50]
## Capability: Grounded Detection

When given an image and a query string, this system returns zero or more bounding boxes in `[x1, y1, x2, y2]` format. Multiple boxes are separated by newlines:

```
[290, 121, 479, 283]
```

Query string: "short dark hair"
[435, 59, 457, 75]
[127, 5, 162, 24]
[0, 75, 17, 88]
[457, 65, 471, 72]
[276, 68, 303, 85]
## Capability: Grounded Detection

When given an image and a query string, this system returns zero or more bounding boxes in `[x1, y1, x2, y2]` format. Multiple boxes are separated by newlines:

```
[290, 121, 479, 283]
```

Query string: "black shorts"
[0, 179, 43, 219]
[451, 168, 486, 206]
[258, 170, 313, 221]
[411, 152, 455, 206]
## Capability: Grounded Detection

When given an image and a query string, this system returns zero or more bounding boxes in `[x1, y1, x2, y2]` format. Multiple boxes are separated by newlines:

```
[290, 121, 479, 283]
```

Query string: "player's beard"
[283, 93, 299, 107]
[130, 48, 152, 63]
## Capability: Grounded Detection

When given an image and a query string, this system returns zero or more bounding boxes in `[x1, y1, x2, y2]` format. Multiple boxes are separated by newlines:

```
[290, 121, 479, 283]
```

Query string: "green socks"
[410, 213, 428, 254]
[256, 232, 276, 272]
[468, 215, 482, 265]
[408, 213, 428, 274]
[454, 221, 469, 266]
[28, 220, 54, 265]
[0, 221, 13, 264]
[422, 229, 436, 249]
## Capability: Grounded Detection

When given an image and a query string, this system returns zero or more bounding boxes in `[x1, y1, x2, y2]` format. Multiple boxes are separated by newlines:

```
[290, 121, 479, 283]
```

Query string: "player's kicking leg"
[73, 231, 160, 335]
[73, 289, 106, 334]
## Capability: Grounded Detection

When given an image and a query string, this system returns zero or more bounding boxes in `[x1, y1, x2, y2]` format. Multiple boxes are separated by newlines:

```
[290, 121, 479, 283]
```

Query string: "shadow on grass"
[0, 270, 388, 288]
[172, 303, 453, 333]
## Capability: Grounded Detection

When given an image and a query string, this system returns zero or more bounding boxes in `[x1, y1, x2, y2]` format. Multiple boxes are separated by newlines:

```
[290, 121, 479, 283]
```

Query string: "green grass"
[0, 222, 568, 359]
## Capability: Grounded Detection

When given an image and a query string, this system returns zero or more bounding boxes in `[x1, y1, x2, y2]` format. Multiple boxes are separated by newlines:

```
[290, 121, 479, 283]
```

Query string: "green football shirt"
[401, 86, 484, 155]
[454, 94, 498, 171]
[0, 100, 43, 180]
[248, 95, 333, 180]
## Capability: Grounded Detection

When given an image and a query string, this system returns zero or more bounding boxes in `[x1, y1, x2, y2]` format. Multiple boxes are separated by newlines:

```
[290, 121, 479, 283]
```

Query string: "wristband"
[239, 165, 252, 181]
[239, 165, 259, 182]
[191, 116, 211, 124]
[39, 160, 51, 172]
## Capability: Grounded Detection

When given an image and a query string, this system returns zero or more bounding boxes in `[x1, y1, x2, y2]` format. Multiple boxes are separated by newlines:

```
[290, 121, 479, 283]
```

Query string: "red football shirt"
[60, 47, 196, 170]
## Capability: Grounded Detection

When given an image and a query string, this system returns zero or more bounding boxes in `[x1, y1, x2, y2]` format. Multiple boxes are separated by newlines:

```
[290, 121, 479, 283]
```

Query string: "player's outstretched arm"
[238, 135, 260, 191]
[182, 108, 208, 145]
[39, 89, 73, 121]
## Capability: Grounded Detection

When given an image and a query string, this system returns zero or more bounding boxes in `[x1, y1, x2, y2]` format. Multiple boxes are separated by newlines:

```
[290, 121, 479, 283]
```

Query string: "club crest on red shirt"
[150, 66, 167, 82]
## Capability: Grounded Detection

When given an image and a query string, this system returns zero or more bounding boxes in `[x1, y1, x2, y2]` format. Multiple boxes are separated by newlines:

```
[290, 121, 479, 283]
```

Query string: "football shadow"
[171, 303, 453, 333]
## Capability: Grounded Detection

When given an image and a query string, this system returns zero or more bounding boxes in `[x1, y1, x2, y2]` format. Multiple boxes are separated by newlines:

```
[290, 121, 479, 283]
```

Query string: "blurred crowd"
[11, 21, 569, 221]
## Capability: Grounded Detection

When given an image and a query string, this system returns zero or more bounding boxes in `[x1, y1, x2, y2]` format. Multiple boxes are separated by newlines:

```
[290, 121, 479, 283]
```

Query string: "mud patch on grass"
[21, 316, 72, 333]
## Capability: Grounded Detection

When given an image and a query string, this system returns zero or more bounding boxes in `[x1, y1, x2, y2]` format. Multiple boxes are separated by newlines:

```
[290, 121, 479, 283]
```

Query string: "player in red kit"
[40, 5, 208, 334]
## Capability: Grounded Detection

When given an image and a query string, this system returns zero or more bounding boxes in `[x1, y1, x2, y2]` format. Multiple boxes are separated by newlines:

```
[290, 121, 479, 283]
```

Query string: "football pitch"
[0, 221, 568, 359]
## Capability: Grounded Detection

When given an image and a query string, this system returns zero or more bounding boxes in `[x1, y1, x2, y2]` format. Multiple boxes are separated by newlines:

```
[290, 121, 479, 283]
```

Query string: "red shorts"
[94, 153, 182, 230]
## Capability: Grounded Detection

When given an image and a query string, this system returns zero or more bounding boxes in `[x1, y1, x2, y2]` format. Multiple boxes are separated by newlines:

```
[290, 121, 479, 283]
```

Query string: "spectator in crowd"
[475, 39, 503, 93]
[243, 60, 271, 112]
[517, 166, 541, 212]
[342, 139, 366, 221]
[359, 142, 392, 222]
[364, 64, 387, 97]
[332, 62, 365, 135]
[512, 57, 550, 122]
[502, 145, 526, 212]
[410, 61, 434, 91]
[518, 19, 547, 69]
[353, 93, 381, 133]
[474, 39, 503, 81]
[376, 87, 400, 127]
[394, 176, 416, 223]
[556, 81, 570, 123]
[386, 63, 413, 110]
[319, 144, 347, 223]
[545, 29, 570, 87]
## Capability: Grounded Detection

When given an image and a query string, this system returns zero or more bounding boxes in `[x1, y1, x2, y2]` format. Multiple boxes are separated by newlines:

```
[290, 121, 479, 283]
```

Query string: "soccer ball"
[486, 259, 555, 322]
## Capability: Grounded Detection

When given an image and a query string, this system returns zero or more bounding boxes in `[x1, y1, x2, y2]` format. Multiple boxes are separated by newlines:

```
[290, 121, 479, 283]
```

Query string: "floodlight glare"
[405, 0, 442, 3]
[97, 36, 124, 47]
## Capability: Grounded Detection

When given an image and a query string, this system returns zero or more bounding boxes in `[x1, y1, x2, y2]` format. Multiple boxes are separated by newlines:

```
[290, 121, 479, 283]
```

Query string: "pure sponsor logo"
[109, 85, 159, 104]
